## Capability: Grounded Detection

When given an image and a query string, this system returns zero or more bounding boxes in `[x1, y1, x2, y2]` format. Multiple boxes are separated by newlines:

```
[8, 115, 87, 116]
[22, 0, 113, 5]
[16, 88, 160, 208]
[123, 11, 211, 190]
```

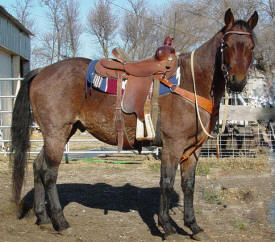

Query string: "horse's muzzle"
[226, 75, 247, 92]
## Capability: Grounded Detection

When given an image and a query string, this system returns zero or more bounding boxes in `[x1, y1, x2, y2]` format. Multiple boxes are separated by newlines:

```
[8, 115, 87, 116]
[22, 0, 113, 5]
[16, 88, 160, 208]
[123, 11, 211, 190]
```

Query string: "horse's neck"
[180, 31, 225, 106]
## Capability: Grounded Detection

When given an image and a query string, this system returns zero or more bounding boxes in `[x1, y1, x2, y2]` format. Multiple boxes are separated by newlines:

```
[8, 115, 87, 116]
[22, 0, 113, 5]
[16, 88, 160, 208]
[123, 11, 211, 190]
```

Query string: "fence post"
[65, 143, 69, 164]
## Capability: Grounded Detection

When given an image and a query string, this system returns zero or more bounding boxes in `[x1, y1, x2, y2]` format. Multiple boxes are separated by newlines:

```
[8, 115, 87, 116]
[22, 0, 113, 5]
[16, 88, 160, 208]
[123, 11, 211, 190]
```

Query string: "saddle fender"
[121, 76, 154, 120]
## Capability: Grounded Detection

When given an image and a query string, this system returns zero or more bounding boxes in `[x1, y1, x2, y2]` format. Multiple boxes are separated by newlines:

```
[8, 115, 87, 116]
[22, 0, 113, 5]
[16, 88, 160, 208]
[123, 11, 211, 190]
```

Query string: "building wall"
[0, 50, 12, 78]
[0, 8, 31, 142]
[0, 50, 20, 140]
[0, 15, 30, 60]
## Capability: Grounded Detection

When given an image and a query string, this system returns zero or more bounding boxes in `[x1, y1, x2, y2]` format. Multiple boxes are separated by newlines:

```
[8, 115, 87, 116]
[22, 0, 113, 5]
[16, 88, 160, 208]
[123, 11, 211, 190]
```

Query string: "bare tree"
[260, 0, 275, 20]
[121, 0, 145, 59]
[63, 0, 83, 57]
[162, 0, 261, 52]
[120, 0, 161, 60]
[255, 0, 275, 72]
[11, 0, 34, 32]
[155, 1, 214, 53]
[34, 0, 82, 66]
[87, 0, 118, 58]
[31, 31, 58, 67]
[41, 0, 65, 62]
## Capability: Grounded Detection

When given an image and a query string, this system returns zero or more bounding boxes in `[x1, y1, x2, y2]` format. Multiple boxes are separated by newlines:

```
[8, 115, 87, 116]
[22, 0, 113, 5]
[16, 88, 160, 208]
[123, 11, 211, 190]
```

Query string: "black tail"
[10, 68, 41, 205]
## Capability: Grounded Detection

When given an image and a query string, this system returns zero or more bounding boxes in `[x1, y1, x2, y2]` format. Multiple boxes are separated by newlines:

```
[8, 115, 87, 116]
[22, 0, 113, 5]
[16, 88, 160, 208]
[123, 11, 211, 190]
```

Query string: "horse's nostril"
[227, 75, 247, 92]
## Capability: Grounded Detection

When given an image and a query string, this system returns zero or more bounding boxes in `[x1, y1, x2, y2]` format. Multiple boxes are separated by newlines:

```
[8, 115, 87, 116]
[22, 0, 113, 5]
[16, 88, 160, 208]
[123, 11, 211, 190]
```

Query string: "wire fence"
[201, 128, 274, 158]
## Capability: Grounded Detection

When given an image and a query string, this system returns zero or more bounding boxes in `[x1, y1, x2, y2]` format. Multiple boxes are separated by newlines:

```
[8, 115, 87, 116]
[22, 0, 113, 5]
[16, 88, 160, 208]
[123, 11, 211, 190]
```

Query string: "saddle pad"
[86, 60, 117, 94]
[86, 60, 180, 95]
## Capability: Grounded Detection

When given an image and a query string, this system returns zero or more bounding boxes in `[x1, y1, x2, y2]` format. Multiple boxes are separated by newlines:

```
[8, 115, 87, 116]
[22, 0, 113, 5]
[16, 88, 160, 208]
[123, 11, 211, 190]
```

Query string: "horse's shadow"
[21, 183, 189, 239]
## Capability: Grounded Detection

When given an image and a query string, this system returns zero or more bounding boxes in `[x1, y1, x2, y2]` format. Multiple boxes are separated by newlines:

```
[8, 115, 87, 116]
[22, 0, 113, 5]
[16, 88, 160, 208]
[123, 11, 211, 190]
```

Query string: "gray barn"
[0, 5, 32, 141]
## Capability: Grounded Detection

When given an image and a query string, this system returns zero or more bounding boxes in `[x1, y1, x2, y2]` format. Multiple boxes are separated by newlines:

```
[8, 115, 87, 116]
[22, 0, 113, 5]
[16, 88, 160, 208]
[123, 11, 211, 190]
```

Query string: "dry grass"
[197, 154, 271, 175]
[198, 180, 258, 207]
[0, 154, 9, 174]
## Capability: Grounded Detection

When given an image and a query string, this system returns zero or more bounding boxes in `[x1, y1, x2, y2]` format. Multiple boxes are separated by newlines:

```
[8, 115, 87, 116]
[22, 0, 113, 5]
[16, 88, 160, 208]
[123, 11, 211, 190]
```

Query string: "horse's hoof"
[35, 217, 51, 225]
[39, 223, 54, 232]
[163, 226, 177, 239]
[17, 200, 33, 219]
[52, 218, 70, 231]
[191, 231, 210, 241]
[58, 227, 73, 235]
[158, 218, 176, 236]
[164, 233, 181, 241]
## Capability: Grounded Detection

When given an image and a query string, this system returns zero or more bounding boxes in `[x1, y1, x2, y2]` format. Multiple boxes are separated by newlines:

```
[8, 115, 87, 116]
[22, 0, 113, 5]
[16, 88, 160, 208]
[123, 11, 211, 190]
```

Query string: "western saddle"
[95, 37, 178, 150]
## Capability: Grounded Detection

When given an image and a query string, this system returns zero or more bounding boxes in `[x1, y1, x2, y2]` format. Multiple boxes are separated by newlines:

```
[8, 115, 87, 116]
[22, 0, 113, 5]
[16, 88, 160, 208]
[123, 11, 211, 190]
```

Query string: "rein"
[190, 50, 228, 139]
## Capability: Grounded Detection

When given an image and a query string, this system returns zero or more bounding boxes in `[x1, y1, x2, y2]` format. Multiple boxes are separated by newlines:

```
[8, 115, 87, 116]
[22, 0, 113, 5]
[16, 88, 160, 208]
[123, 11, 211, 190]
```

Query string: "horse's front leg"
[158, 142, 181, 237]
[180, 151, 209, 240]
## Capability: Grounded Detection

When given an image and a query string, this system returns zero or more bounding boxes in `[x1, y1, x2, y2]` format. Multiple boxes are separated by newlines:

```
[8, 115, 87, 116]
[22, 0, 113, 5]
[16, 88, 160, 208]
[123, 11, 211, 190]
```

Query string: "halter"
[220, 31, 252, 81]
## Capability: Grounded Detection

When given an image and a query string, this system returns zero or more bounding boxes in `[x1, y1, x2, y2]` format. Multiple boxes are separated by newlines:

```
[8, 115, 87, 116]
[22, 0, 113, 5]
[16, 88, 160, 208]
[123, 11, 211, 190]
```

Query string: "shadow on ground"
[20, 183, 189, 239]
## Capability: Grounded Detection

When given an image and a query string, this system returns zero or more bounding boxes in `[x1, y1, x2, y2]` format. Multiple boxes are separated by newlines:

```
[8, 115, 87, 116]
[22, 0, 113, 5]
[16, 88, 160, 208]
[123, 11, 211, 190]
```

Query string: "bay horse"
[11, 9, 258, 240]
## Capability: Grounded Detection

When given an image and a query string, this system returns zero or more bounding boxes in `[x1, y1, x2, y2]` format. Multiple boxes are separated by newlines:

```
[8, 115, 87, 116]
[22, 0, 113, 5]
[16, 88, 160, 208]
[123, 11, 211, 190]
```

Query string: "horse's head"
[221, 9, 258, 92]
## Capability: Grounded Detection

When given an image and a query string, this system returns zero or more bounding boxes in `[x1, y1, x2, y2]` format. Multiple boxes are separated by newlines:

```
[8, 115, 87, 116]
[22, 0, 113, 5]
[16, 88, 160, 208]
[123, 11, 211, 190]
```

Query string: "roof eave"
[0, 5, 33, 36]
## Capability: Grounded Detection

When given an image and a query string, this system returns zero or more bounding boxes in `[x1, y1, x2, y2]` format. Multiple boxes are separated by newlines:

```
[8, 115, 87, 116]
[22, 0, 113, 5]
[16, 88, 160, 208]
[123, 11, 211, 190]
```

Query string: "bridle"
[220, 30, 252, 81]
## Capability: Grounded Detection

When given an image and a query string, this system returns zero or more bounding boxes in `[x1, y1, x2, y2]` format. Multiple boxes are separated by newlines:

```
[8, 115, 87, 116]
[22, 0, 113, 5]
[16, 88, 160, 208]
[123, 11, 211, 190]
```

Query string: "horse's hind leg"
[180, 151, 209, 240]
[33, 125, 78, 227]
[33, 124, 78, 231]
[40, 134, 69, 231]
[33, 147, 50, 225]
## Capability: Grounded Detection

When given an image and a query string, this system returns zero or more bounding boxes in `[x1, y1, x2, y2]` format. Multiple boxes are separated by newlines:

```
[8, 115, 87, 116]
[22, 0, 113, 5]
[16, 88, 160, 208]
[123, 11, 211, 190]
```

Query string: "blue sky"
[0, 0, 169, 59]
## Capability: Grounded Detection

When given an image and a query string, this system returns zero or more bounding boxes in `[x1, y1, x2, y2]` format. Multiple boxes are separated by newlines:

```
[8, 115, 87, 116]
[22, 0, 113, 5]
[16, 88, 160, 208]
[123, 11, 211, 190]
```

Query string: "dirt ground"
[0, 153, 274, 242]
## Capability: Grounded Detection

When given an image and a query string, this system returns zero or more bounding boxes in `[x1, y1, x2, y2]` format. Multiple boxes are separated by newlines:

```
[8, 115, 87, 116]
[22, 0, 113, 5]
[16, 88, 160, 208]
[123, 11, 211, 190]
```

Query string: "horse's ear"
[247, 11, 258, 29]
[224, 8, 234, 29]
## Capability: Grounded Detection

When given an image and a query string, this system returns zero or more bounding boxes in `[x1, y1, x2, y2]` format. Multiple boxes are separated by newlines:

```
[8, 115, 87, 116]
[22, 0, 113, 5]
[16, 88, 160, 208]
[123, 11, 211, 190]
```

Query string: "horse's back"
[31, 57, 90, 90]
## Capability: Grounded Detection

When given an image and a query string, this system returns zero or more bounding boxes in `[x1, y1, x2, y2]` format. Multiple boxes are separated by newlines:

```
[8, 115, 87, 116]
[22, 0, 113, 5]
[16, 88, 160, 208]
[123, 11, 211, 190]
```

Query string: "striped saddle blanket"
[85, 60, 180, 95]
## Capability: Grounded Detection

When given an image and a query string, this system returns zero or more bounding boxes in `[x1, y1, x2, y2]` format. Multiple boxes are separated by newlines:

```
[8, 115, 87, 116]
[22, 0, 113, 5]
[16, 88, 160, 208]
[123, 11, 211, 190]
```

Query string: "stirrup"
[136, 115, 155, 141]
